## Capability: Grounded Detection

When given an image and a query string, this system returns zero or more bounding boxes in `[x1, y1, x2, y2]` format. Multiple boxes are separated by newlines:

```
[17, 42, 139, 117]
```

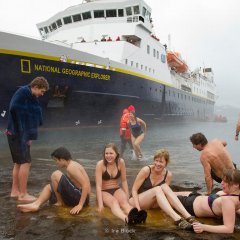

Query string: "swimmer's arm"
[137, 118, 147, 134]
[193, 197, 235, 233]
[69, 166, 90, 214]
[95, 161, 104, 211]
[120, 159, 129, 198]
[200, 155, 213, 194]
[131, 167, 148, 210]
[165, 170, 172, 185]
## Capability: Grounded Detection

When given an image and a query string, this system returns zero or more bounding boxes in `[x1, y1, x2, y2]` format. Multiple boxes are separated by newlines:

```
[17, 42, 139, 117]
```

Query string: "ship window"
[157, 51, 159, 59]
[145, 10, 151, 21]
[147, 45, 150, 54]
[153, 49, 156, 57]
[141, 64, 143, 70]
[56, 19, 62, 27]
[94, 10, 104, 18]
[125, 59, 128, 65]
[73, 14, 82, 22]
[136, 62, 139, 68]
[131, 61, 133, 66]
[145, 66, 147, 71]
[39, 28, 44, 35]
[126, 7, 132, 16]
[106, 9, 117, 17]
[63, 16, 72, 24]
[142, 7, 146, 17]
[44, 26, 49, 34]
[82, 11, 92, 20]
[161, 54, 166, 63]
[133, 5, 140, 15]
[118, 9, 124, 17]
[133, 16, 138, 22]
[139, 16, 144, 22]
[49, 25, 53, 32]
[51, 22, 57, 30]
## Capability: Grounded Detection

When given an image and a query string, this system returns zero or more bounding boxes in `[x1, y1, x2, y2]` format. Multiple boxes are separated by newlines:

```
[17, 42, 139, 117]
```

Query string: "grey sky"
[0, 0, 239, 107]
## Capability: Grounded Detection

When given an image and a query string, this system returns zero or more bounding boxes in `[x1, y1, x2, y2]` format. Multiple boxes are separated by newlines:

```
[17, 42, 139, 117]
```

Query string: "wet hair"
[190, 133, 208, 146]
[153, 149, 170, 165]
[222, 169, 240, 186]
[102, 143, 120, 166]
[129, 111, 137, 121]
[51, 147, 72, 161]
[30, 76, 49, 90]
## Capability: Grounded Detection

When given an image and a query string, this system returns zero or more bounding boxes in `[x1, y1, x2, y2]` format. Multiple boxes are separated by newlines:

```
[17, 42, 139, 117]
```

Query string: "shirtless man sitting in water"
[190, 133, 235, 194]
[17, 147, 91, 215]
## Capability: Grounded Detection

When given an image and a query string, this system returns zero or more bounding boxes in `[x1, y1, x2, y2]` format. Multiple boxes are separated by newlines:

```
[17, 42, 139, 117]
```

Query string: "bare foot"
[18, 194, 37, 202]
[10, 193, 19, 198]
[17, 202, 39, 213]
[54, 202, 63, 207]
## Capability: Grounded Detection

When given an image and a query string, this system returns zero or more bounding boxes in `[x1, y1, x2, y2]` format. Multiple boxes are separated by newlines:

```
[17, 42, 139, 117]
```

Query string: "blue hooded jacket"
[7, 85, 43, 153]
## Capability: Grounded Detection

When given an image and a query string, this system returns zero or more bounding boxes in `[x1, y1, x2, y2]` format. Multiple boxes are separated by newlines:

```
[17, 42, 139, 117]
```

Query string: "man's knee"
[51, 170, 63, 182]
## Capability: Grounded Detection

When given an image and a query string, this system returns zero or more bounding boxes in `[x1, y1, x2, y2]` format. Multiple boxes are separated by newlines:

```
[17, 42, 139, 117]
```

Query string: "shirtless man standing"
[190, 133, 235, 194]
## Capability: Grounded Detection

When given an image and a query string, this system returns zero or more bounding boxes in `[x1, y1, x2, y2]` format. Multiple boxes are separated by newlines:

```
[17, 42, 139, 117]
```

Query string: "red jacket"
[120, 109, 131, 139]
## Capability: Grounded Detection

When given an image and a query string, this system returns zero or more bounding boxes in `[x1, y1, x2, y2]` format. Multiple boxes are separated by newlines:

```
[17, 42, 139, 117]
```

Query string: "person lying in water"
[129, 149, 197, 230]
[17, 147, 91, 215]
[175, 168, 240, 234]
[95, 143, 147, 225]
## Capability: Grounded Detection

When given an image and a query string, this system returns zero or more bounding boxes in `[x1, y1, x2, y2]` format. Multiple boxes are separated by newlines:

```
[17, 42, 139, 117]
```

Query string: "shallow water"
[0, 119, 240, 239]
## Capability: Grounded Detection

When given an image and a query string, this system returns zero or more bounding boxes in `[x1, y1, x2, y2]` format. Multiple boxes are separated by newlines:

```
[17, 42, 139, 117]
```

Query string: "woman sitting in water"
[129, 149, 197, 230]
[175, 168, 240, 234]
[95, 143, 147, 224]
[128, 110, 146, 160]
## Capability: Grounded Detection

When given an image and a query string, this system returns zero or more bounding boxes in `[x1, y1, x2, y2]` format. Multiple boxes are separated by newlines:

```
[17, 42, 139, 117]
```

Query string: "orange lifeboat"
[167, 51, 188, 73]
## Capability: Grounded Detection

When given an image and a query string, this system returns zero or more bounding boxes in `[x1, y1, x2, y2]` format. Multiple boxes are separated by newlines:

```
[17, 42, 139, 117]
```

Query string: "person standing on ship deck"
[6, 76, 49, 202]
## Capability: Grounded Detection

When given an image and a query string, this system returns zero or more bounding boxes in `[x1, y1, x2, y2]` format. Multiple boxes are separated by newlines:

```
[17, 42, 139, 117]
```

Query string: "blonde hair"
[223, 169, 240, 185]
[153, 149, 170, 165]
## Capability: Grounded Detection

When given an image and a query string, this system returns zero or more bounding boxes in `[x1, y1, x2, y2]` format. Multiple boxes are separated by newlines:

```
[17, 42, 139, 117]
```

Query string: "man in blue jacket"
[6, 76, 49, 202]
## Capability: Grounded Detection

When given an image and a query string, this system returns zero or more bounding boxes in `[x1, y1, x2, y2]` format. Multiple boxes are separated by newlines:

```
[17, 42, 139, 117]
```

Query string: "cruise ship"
[0, 0, 216, 127]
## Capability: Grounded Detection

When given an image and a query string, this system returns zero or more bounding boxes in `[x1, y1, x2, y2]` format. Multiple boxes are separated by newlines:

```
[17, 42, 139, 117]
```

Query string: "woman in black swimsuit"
[128, 111, 146, 160]
[129, 149, 197, 230]
[95, 143, 147, 224]
[175, 168, 240, 234]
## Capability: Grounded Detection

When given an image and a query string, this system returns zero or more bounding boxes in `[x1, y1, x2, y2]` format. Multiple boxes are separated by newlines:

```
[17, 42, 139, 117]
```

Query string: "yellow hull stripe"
[0, 48, 214, 102]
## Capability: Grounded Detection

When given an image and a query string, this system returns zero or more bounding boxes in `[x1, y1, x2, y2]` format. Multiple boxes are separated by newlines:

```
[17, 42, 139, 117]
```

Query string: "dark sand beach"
[0, 120, 240, 239]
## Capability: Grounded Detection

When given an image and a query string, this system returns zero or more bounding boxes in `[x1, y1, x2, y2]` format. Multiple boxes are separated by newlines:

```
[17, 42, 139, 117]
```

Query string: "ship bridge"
[37, 0, 153, 43]
[36, 0, 172, 84]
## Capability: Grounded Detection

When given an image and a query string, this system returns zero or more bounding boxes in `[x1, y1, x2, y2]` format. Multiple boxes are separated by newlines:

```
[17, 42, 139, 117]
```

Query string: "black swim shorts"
[7, 134, 31, 164]
[177, 192, 202, 216]
[49, 174, 89, 207]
